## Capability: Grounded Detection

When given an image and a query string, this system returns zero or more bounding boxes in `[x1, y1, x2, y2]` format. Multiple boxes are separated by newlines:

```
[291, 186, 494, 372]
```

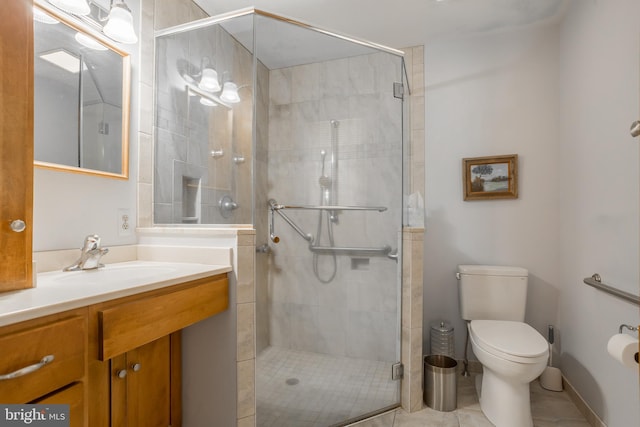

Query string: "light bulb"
[198, 68, 221, 93]
[103, 3, 138, 44]
[48, 0, 91, 16]
[220, 82, 240, 103]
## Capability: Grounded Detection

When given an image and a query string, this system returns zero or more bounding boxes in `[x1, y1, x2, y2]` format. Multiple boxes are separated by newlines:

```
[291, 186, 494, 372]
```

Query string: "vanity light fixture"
[44, 0, 138, 45]
[75, 31, 108, 51]
[199, 97, 218, 107]
[219, 81, 240, 103]
[102, 0, 138, 44]
[48, 0, 91, 16]
[198, 68, 221, 92]
[186, 84, 231, 109]
[33, 6, 60, 24]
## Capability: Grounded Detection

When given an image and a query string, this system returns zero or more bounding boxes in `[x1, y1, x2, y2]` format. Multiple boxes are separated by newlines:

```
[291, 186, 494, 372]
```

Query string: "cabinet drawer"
[0, 316, 86, 403]
[99, 275, 228, 360]
[33, 382, 84, 427]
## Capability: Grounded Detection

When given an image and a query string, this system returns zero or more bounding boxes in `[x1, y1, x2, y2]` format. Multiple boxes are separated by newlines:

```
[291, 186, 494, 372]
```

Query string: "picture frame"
[462, 154, 518, 200]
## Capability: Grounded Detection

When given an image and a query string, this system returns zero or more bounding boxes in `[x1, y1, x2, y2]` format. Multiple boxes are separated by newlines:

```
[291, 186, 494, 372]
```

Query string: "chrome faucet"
[63, 235, 109, 271]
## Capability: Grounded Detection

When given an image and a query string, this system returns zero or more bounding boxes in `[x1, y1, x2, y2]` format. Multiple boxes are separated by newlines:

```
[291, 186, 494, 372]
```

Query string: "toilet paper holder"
[615, 324, 639, 366]
[619, 324, 638, 334]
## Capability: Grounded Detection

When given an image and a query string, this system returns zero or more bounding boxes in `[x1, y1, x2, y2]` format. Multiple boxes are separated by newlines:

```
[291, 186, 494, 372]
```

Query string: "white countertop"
[0, 260, 232, 327]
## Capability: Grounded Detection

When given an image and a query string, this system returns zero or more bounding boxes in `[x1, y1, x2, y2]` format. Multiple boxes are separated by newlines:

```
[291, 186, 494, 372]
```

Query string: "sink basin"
[47, 262, 178, 286]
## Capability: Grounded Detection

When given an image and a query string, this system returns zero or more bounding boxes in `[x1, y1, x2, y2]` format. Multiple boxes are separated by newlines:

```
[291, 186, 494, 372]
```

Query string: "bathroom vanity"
[0, 262, 231, 427]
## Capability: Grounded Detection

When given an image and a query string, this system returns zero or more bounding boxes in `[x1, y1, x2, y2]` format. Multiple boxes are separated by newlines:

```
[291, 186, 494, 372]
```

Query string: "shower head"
[319, 149, 331, 188]
[270, 233, 280, 244]
[320, 149, 328, 177]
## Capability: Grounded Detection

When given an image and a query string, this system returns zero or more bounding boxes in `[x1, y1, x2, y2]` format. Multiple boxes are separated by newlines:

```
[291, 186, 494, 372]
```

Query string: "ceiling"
[195, 0, 569, 50]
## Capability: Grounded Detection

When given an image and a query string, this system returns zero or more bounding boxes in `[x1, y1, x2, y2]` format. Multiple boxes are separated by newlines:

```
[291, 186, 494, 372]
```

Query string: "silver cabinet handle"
[131, 363, 141, 372]
[0, 355, 54, 380]
[117, 369, 127, 379]
[10, 220, 26, 233]
[631, 120, 640, 138]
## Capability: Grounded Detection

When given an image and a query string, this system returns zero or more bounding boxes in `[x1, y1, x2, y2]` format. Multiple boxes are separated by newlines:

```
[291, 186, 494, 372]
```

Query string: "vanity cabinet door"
[91, 333, 179, 427]
[0, 0, 33, 291]
[111, 336, 172, 427]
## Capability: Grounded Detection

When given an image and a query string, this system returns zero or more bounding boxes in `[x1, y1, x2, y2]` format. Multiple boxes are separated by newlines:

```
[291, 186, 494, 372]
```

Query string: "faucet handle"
[82, 234, 101, 251]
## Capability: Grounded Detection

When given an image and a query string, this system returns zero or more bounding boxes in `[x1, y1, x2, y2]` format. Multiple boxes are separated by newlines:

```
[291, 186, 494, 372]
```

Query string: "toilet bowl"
[469, 320, 548, 427]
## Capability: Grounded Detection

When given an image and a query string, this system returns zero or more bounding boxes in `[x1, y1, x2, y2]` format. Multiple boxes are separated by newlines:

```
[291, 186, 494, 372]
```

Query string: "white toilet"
[456, 265, 549, 427]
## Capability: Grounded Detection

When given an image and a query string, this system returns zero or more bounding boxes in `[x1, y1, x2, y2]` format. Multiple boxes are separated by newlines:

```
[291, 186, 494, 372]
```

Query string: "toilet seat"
[470, 320, 548, 363]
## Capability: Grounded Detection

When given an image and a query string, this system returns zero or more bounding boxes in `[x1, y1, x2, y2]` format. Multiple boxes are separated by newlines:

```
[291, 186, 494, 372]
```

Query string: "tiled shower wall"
[153, 24, 253, 225]
[137, 0, 208, 228]
[262, 52, 405, 363]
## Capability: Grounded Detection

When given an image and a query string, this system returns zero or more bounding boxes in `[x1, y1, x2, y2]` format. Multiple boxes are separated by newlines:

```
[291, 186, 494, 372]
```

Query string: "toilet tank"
[457, 265, 528, 321]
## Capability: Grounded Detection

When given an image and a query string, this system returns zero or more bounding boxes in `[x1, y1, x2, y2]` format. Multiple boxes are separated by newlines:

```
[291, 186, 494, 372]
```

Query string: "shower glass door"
[253, 13, 406, 427]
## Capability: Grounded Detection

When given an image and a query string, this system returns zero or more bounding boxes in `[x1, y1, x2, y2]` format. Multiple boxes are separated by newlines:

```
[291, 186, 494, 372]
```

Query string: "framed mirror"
[33, 4, 130, 179]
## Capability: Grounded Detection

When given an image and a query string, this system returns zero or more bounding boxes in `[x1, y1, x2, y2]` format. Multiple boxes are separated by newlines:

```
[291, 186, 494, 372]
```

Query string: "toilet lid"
[470, 320, 548, 359]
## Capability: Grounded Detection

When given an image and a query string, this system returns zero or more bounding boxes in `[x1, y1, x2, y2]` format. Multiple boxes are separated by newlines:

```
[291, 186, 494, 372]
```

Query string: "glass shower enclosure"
[154, 9, 407, 426]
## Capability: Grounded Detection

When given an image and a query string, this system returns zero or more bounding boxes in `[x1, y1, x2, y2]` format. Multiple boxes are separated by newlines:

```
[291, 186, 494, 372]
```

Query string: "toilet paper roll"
[607, 333, 639, 370]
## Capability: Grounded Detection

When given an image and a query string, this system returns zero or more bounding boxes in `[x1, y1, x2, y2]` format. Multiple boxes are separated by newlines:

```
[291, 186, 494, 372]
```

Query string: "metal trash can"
[424, 354, 457, 412]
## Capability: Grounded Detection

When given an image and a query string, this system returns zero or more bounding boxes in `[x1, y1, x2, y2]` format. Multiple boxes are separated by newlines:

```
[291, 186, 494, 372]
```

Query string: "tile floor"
[349, 373, 591, 427]
[257, 346, 590, 427]
[256, 346, 400, 427]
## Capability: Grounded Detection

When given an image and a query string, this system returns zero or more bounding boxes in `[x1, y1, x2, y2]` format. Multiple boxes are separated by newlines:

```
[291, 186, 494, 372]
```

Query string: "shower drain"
[285, 378, 299, 386]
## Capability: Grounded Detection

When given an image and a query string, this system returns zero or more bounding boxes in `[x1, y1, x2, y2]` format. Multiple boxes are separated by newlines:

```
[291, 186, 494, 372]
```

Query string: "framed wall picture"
[462, 154, 518, 200]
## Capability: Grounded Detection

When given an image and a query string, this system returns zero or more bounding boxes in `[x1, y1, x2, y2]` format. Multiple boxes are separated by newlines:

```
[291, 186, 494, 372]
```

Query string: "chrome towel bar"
[583, 274, 639, 306]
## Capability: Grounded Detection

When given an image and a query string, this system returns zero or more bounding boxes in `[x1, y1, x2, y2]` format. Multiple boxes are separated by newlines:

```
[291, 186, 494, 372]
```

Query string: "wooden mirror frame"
[33, 2, 131, 180]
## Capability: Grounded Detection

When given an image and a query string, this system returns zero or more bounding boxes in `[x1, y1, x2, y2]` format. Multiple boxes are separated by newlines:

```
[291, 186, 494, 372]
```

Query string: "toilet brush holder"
[540, 366, 563, 391]
[540, 325, 563, 392]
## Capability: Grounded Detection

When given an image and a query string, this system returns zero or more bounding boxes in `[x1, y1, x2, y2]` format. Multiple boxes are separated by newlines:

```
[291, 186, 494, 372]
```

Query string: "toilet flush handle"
[631, 120, 640, 138]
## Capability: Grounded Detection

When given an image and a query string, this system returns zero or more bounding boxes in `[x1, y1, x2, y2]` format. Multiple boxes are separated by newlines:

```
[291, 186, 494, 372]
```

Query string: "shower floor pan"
[257, 346, 399, 427]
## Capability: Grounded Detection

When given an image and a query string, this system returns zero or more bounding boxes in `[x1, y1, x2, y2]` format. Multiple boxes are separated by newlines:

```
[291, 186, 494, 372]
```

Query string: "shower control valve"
[219, 195, 238, 218]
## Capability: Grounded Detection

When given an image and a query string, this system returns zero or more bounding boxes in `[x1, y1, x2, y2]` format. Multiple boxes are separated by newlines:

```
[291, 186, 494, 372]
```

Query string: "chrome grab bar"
[583, 274, 640, 306]
[309, 244, 392, 257]
[270, 203, 387, 212]
[269, 199, 312, 243]
[276, 209, 313, 242]
[0, 355, 54, 380]
[267, 199, 397, 260]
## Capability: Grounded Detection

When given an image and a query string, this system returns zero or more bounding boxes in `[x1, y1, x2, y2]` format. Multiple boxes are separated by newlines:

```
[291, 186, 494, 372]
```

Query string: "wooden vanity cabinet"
[0, 0, 33, 291]
[88, 274, 229, 427]
[0, 308, 88, 426]
[0, 273, 228, 427]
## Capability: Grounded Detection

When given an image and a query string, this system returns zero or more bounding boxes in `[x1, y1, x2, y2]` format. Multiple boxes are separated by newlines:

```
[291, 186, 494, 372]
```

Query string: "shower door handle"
[631, 120, 640, 138]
